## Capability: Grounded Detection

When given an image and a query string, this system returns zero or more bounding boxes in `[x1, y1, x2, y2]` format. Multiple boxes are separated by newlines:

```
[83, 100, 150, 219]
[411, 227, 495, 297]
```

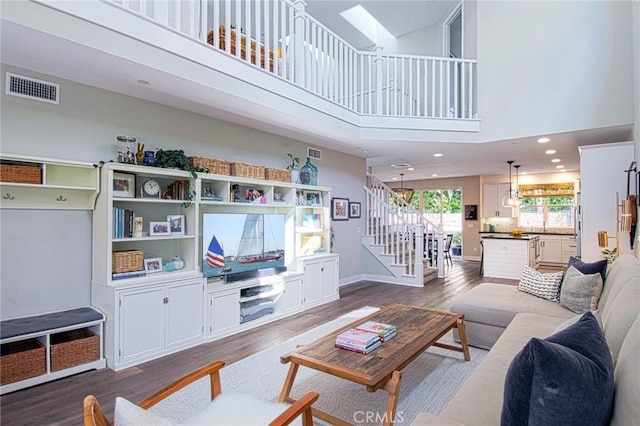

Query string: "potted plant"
[286, 153, 300, 183]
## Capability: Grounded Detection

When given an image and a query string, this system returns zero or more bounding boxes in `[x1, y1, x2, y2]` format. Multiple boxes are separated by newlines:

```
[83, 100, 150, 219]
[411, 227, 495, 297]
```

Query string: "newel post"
[374, 46, 384, 114]
[293, 0, 307, 86]
[437, 223, 444, 278]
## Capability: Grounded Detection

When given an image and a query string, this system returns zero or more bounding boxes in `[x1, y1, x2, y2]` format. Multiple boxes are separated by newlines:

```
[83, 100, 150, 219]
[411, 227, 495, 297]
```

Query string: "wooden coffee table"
[278, 303, 470, 425]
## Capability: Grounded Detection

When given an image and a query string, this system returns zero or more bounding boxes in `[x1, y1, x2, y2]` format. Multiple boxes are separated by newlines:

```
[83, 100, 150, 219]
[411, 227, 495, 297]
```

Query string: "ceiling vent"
[390, 163, 411, 168]
[307, 147, 322, 160]
[5, 73, 60, 105]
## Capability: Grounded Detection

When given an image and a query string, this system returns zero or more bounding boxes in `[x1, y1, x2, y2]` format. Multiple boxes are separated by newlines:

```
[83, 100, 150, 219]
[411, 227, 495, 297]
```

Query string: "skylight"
[340, 5, 393, 45]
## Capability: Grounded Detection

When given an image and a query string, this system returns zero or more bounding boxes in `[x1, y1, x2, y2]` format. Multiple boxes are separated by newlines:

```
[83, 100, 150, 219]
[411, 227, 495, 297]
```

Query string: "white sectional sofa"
[412, 254, 640, 425]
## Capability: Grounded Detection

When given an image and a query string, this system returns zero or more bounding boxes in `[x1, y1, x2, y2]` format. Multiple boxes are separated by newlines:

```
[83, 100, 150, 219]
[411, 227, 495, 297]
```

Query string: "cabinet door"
[320, 258, 339, 301]
[540, 236, 562, 263]
[561, 236, 578, 263]
[209, 290, 240, 337]
[166, 279, 205, 349]
[282, 277, 302, 312]
[302, 261, 322, 306]
[482, 184, 499, 217]
[118, 286, 165, 363]
[496, 183, 515, 218]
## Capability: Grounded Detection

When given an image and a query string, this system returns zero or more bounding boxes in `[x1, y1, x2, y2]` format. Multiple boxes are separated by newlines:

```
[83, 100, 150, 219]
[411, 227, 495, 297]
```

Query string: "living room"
[1, 0, 639, 424]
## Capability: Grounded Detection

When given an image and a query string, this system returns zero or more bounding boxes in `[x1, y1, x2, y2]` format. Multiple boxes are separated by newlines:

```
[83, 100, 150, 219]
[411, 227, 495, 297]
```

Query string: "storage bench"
[0, 306, 106, 395]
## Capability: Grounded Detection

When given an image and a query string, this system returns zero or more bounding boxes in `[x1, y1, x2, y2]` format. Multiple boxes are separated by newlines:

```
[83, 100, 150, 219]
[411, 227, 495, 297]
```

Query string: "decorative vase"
[290, 170, 299, 184]
[116, 136, 137, 164]
[299, 157, 317, 185]
[143, 151, 156, 166]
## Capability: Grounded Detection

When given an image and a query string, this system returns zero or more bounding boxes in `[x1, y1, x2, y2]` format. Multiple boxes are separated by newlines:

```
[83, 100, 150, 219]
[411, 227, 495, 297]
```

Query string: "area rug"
[219, 307, 488, 425]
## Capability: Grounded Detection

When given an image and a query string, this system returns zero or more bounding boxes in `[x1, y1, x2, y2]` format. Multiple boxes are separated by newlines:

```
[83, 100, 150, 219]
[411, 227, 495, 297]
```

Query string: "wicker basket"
[230, 162, 266, 180]
[0, 339, 46, 385]
[0, 163, 42, 184]
[265, 168, 291, 183]
[112, 250, 144, 273]
[50, 328, 100, 371]
[189, 156, 231, 175]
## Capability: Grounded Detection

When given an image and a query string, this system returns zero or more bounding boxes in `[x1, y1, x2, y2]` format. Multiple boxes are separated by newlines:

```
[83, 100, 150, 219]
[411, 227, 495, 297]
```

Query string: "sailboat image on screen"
[202, 213, 285, 279]
[206, 235, 231, 272]
[237, 214, 283, 264]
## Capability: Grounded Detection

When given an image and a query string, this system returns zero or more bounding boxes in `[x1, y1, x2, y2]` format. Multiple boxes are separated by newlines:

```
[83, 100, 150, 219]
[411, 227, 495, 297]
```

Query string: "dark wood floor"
[0, 259, 516, 425]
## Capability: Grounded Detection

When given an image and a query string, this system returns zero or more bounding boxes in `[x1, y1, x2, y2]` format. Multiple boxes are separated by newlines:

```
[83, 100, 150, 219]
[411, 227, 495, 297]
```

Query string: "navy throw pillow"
[501, 312, 614, 426]
[567, 256, 607, 283]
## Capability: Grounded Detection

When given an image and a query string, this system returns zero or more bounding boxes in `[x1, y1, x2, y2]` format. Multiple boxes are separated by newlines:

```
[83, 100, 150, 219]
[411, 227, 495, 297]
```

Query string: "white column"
[374, 46, 383, 115]
[293, 0, 307, 85]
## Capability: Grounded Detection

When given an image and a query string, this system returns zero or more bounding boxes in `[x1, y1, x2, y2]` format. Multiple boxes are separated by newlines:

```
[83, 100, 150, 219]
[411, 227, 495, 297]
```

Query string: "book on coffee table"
[335, 328, 381, 354]
[355, 321, 397, 342]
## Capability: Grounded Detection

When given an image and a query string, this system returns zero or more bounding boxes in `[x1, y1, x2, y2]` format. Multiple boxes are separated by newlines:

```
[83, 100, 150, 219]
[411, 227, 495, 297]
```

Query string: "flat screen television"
[202, 213, 286, 280]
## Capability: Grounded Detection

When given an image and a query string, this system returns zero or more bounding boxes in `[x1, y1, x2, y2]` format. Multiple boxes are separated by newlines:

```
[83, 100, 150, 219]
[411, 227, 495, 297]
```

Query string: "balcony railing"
[105, 0, 478, 120]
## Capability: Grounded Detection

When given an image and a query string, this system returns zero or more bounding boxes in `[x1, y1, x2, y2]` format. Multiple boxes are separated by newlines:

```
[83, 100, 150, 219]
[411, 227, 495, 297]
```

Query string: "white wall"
[579, 142, 635, 262]
[0, 64, 366, 318]
[476, 1, 634, 142]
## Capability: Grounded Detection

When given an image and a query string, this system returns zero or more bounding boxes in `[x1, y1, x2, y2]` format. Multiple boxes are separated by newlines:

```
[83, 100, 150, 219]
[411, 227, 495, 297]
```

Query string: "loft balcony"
[1, 0, 480, 141]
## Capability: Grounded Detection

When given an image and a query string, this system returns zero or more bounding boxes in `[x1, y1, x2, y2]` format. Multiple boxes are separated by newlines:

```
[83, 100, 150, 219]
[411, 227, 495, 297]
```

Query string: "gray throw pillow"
[559, 266, 603, 314]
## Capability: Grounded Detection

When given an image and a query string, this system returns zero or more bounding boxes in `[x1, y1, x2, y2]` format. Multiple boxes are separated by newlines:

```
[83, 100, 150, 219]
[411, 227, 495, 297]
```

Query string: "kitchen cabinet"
[561, 235, 578, 263]
[483, 183, 514, 218]
[539, 235, 563, 264]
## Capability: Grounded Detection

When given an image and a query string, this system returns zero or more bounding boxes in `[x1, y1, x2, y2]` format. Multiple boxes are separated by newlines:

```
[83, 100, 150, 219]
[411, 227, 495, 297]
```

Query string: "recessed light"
[559, 169, 567, 172]
[512, 142, 519, 146]
[551, 158, 561, 163]
[433, 153, 443, 157]
[432, 174, 438, 177]
[537, 137, 550, 143]
[392, 177, 398, 180]
[407, 167, 415, 171]
[545, 149, 556, 155]
[556, 165, 565, 169]
[137, 79, 150, 85]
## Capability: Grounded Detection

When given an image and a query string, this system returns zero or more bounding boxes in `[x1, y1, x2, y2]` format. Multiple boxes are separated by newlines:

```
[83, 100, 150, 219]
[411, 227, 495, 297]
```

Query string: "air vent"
[390, 163, 411, 168]
[307, 147, 322, 160]
[5, 73, 59, 105]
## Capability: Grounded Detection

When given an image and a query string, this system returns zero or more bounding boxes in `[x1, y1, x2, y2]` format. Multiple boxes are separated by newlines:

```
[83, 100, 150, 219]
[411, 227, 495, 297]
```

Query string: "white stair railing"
[365, 172, 445, 278]
[104, 0, 478, 120]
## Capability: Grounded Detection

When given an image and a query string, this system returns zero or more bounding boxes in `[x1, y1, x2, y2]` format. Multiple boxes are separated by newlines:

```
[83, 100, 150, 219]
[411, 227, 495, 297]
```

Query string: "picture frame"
[464, 204, 478, 221]
[144, 257, 163, 274]
[349, 201, 361, 218]
[167, 214, 185, 235]
[112, 171, 136, 198]
[304, 190, 323, 206]
[331, 197, 349, 221]
[296, 190, 305, 206]
[149, 221, 171, 236]
[273, 191, 285, 202]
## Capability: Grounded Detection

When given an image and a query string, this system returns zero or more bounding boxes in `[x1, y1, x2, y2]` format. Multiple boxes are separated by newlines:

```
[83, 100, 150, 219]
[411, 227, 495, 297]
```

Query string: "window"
[519, 196, 575, 229]
[421, 189, 462, 246]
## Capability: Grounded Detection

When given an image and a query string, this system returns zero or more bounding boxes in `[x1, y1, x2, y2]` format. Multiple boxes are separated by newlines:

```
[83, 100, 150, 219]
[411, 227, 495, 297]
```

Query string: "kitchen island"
[481, 234, 540, 279]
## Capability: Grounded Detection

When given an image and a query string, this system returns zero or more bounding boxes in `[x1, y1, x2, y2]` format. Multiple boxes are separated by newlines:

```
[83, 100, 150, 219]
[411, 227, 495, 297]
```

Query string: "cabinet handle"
[163, 297, 169, 304]
[321, 267, 324, 272]
[2, 193, 15, 200]
[56, 195, 67, 202]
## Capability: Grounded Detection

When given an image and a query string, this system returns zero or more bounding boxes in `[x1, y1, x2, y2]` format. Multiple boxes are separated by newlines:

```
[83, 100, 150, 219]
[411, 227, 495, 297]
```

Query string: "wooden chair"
[83, 361, 319, 426]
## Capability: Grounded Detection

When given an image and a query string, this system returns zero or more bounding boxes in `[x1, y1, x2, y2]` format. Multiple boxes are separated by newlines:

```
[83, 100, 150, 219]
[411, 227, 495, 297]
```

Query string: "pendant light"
[396, 173, 415, 204]
[513, 164, 522, 207]
[501, 160, 518, 208]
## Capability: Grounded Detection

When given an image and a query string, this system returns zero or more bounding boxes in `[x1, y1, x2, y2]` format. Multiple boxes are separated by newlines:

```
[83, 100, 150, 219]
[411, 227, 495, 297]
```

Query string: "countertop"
[479, 231, 576, 236]
[480, 234, 540, 240]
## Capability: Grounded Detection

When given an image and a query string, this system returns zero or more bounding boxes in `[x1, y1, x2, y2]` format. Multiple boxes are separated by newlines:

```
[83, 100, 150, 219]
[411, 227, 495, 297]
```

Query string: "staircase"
[363, 173, 444, 287]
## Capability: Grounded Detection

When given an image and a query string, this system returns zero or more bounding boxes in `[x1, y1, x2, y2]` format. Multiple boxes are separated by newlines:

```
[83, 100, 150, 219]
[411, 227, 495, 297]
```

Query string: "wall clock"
[141, 178, 161, 198]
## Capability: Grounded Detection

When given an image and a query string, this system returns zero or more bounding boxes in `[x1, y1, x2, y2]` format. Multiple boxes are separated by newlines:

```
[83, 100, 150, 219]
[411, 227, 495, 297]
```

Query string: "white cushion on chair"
[114, 393, 301, 426]
[184, 392, 301, 425]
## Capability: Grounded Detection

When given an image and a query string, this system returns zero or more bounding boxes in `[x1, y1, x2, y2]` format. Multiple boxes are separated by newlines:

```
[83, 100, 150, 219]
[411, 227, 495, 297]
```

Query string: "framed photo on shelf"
[296, 190, 305, 206]
[273, 191, 285, 202]
[112, 172, 136, 198]
[304, 190, 323, 206]
[144, 257, 163, 274]
[149, 221, 171, 236]
[167, 215, 185, 235]
[331, 197, 349, 221]
[349, 202, 361, 218]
